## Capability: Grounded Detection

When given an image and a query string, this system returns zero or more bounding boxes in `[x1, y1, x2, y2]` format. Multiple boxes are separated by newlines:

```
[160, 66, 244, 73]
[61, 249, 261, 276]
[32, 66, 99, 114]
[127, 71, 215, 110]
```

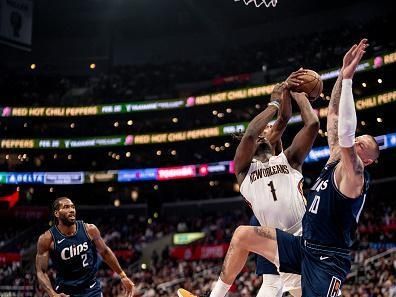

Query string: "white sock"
[210, 277, 231, 297]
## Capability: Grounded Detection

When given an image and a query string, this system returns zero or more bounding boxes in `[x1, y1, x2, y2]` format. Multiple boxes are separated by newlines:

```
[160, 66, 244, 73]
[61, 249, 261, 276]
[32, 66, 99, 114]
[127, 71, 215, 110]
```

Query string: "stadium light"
[131, 190, 138, 201]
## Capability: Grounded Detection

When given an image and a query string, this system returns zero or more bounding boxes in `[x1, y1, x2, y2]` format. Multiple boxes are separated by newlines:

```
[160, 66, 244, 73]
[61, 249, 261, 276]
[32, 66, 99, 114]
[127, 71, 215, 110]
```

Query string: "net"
[234, 0, 278, 8]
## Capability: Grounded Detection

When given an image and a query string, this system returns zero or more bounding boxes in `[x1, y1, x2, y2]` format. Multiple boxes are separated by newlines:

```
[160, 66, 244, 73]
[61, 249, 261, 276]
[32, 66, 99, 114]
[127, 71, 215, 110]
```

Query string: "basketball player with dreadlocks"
[36, 197, 135, 297]
[178, 67, 320, 297]
[179, 39, 379, 297]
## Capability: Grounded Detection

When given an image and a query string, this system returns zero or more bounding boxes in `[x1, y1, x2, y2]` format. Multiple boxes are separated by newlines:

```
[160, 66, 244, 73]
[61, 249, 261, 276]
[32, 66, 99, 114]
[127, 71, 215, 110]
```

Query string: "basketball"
[293, 69, 323, 101]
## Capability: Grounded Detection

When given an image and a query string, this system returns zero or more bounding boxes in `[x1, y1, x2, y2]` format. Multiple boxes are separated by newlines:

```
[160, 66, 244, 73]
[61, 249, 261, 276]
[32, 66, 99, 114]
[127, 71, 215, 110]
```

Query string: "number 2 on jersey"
[267, 181, 277, 201]
[81, 253, 88, 267]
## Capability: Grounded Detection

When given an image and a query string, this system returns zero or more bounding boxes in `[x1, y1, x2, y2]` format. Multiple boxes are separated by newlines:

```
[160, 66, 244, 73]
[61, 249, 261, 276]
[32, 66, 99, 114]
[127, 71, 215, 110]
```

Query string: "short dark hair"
[52, 197, 70, 225]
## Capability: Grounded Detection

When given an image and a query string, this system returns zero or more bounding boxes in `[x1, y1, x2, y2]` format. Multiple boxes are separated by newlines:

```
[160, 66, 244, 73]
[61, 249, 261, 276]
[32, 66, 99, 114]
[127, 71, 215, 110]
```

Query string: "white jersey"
[240, 152, 306, 234]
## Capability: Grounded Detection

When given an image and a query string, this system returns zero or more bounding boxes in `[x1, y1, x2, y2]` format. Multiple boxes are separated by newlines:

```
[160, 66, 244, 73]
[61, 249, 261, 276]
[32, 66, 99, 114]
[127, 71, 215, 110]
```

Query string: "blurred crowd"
[0, 15, 394, 107]
[0, 203, 395, 296]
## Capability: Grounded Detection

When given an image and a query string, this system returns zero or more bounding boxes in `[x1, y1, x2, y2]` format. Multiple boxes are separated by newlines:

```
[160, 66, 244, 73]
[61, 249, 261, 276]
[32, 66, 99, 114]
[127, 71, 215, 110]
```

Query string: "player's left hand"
[342, 39, 368, 79]
[121, 277, 135, 297]
[270, 82, 287, 101]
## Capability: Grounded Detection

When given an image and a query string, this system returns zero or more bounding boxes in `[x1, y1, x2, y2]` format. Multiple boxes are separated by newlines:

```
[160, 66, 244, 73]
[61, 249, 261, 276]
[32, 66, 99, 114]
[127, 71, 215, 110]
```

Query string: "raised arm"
[36, 232, 61, 297]
[234, 75, 303, 184]
[284, 92, 320, 172]
[326, 40, 366, 164]
[86, 224, 135, 297]
[335, 39, 368, 198]
[267, 69, 306, 148]
[326, 73, 342, 164]
[234, 103, 278, 184]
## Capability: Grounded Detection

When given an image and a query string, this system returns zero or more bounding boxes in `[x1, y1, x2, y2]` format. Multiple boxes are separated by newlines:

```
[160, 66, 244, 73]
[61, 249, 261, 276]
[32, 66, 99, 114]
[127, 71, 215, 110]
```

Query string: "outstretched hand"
[121, 276, 135, 297]
[342, 39, 368, 79]
[270, 82, 288, 101]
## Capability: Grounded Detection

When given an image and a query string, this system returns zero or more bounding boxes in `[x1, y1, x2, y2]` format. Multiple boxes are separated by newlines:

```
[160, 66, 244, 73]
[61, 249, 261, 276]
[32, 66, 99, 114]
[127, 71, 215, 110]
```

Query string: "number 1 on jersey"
[267, 181, 277, 201]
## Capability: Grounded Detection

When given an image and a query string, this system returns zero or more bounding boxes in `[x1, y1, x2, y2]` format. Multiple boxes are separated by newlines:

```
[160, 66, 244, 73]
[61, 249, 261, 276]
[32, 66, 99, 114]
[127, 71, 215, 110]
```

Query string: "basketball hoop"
[234, 0, 278, 8]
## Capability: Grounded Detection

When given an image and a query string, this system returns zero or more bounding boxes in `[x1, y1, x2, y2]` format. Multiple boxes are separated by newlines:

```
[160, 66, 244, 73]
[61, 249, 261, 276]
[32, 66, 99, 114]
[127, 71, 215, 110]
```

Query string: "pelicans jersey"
[49, 220, 101, 296]
[240, 152, 306, 234]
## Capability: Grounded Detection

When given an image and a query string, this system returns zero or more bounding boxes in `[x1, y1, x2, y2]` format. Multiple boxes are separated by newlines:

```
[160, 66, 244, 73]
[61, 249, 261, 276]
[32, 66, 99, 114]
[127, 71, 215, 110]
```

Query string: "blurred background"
[0, 0, 395, 296]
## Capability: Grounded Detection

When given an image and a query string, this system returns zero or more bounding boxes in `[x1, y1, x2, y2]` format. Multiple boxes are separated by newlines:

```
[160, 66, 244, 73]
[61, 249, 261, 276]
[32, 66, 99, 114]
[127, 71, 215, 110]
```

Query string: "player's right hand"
[52, 293, 70, 297]
[121, 276, 135, 297]
[285, 68, 306, 89]
[342, 39, 368, 79]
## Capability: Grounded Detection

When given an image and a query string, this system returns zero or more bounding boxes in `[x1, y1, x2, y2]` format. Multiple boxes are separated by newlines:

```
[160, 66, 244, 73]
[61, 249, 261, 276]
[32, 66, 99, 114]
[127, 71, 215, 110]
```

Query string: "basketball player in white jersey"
[178, 70, 320, 297]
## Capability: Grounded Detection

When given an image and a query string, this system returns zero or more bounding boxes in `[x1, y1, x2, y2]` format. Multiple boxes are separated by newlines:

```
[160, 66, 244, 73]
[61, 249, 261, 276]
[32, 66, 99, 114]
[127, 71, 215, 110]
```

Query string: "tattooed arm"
[326, 42, 363, 164]
[326, 74, 342, 164]
[335, 39, 368, 199]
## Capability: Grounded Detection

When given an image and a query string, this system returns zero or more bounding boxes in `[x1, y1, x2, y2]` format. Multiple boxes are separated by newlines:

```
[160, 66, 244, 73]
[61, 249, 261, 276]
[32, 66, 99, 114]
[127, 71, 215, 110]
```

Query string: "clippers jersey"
[240, 152, 306, 233]
[302, 161, 369, 248]
[49, 221, 98, 291]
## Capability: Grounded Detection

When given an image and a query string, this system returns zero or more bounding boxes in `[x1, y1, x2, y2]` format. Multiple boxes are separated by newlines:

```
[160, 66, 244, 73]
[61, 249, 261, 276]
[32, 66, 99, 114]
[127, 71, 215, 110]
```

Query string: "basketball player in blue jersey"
[36, 197, 135, 297]
[177, 38, 379, 297]
[178, 68, 320, 297]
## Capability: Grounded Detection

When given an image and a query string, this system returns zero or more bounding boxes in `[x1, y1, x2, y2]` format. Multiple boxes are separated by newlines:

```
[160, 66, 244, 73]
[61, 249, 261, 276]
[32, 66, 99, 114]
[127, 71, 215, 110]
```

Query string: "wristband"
[119, 271, 127, 279]
[268, 101, 280, 109]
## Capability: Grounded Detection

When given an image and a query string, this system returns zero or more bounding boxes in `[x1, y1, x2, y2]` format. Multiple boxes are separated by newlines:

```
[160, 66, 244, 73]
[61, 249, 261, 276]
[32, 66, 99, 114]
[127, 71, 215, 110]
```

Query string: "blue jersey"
[49, 220, 98, 291]
[302, 161, 369, 248]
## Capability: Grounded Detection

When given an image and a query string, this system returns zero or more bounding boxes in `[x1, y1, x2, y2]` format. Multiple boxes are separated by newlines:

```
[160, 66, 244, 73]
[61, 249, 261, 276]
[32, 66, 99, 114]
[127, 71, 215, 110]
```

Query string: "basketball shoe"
[177, 288, 210, 297]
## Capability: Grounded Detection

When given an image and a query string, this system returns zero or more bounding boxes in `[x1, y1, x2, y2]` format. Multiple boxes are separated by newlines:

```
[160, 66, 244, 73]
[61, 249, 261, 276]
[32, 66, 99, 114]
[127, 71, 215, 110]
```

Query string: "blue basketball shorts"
[56, 279, 102, 297]
[276, 228, 352, 297]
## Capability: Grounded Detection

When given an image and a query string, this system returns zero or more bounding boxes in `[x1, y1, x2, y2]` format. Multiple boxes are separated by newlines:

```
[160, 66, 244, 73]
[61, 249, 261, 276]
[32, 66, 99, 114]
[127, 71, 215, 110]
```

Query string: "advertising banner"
[170, 244, 229, 260]
[44, 172, 84, 185]
[1, 51, 395, 117]
[0, 253, 21, 264]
